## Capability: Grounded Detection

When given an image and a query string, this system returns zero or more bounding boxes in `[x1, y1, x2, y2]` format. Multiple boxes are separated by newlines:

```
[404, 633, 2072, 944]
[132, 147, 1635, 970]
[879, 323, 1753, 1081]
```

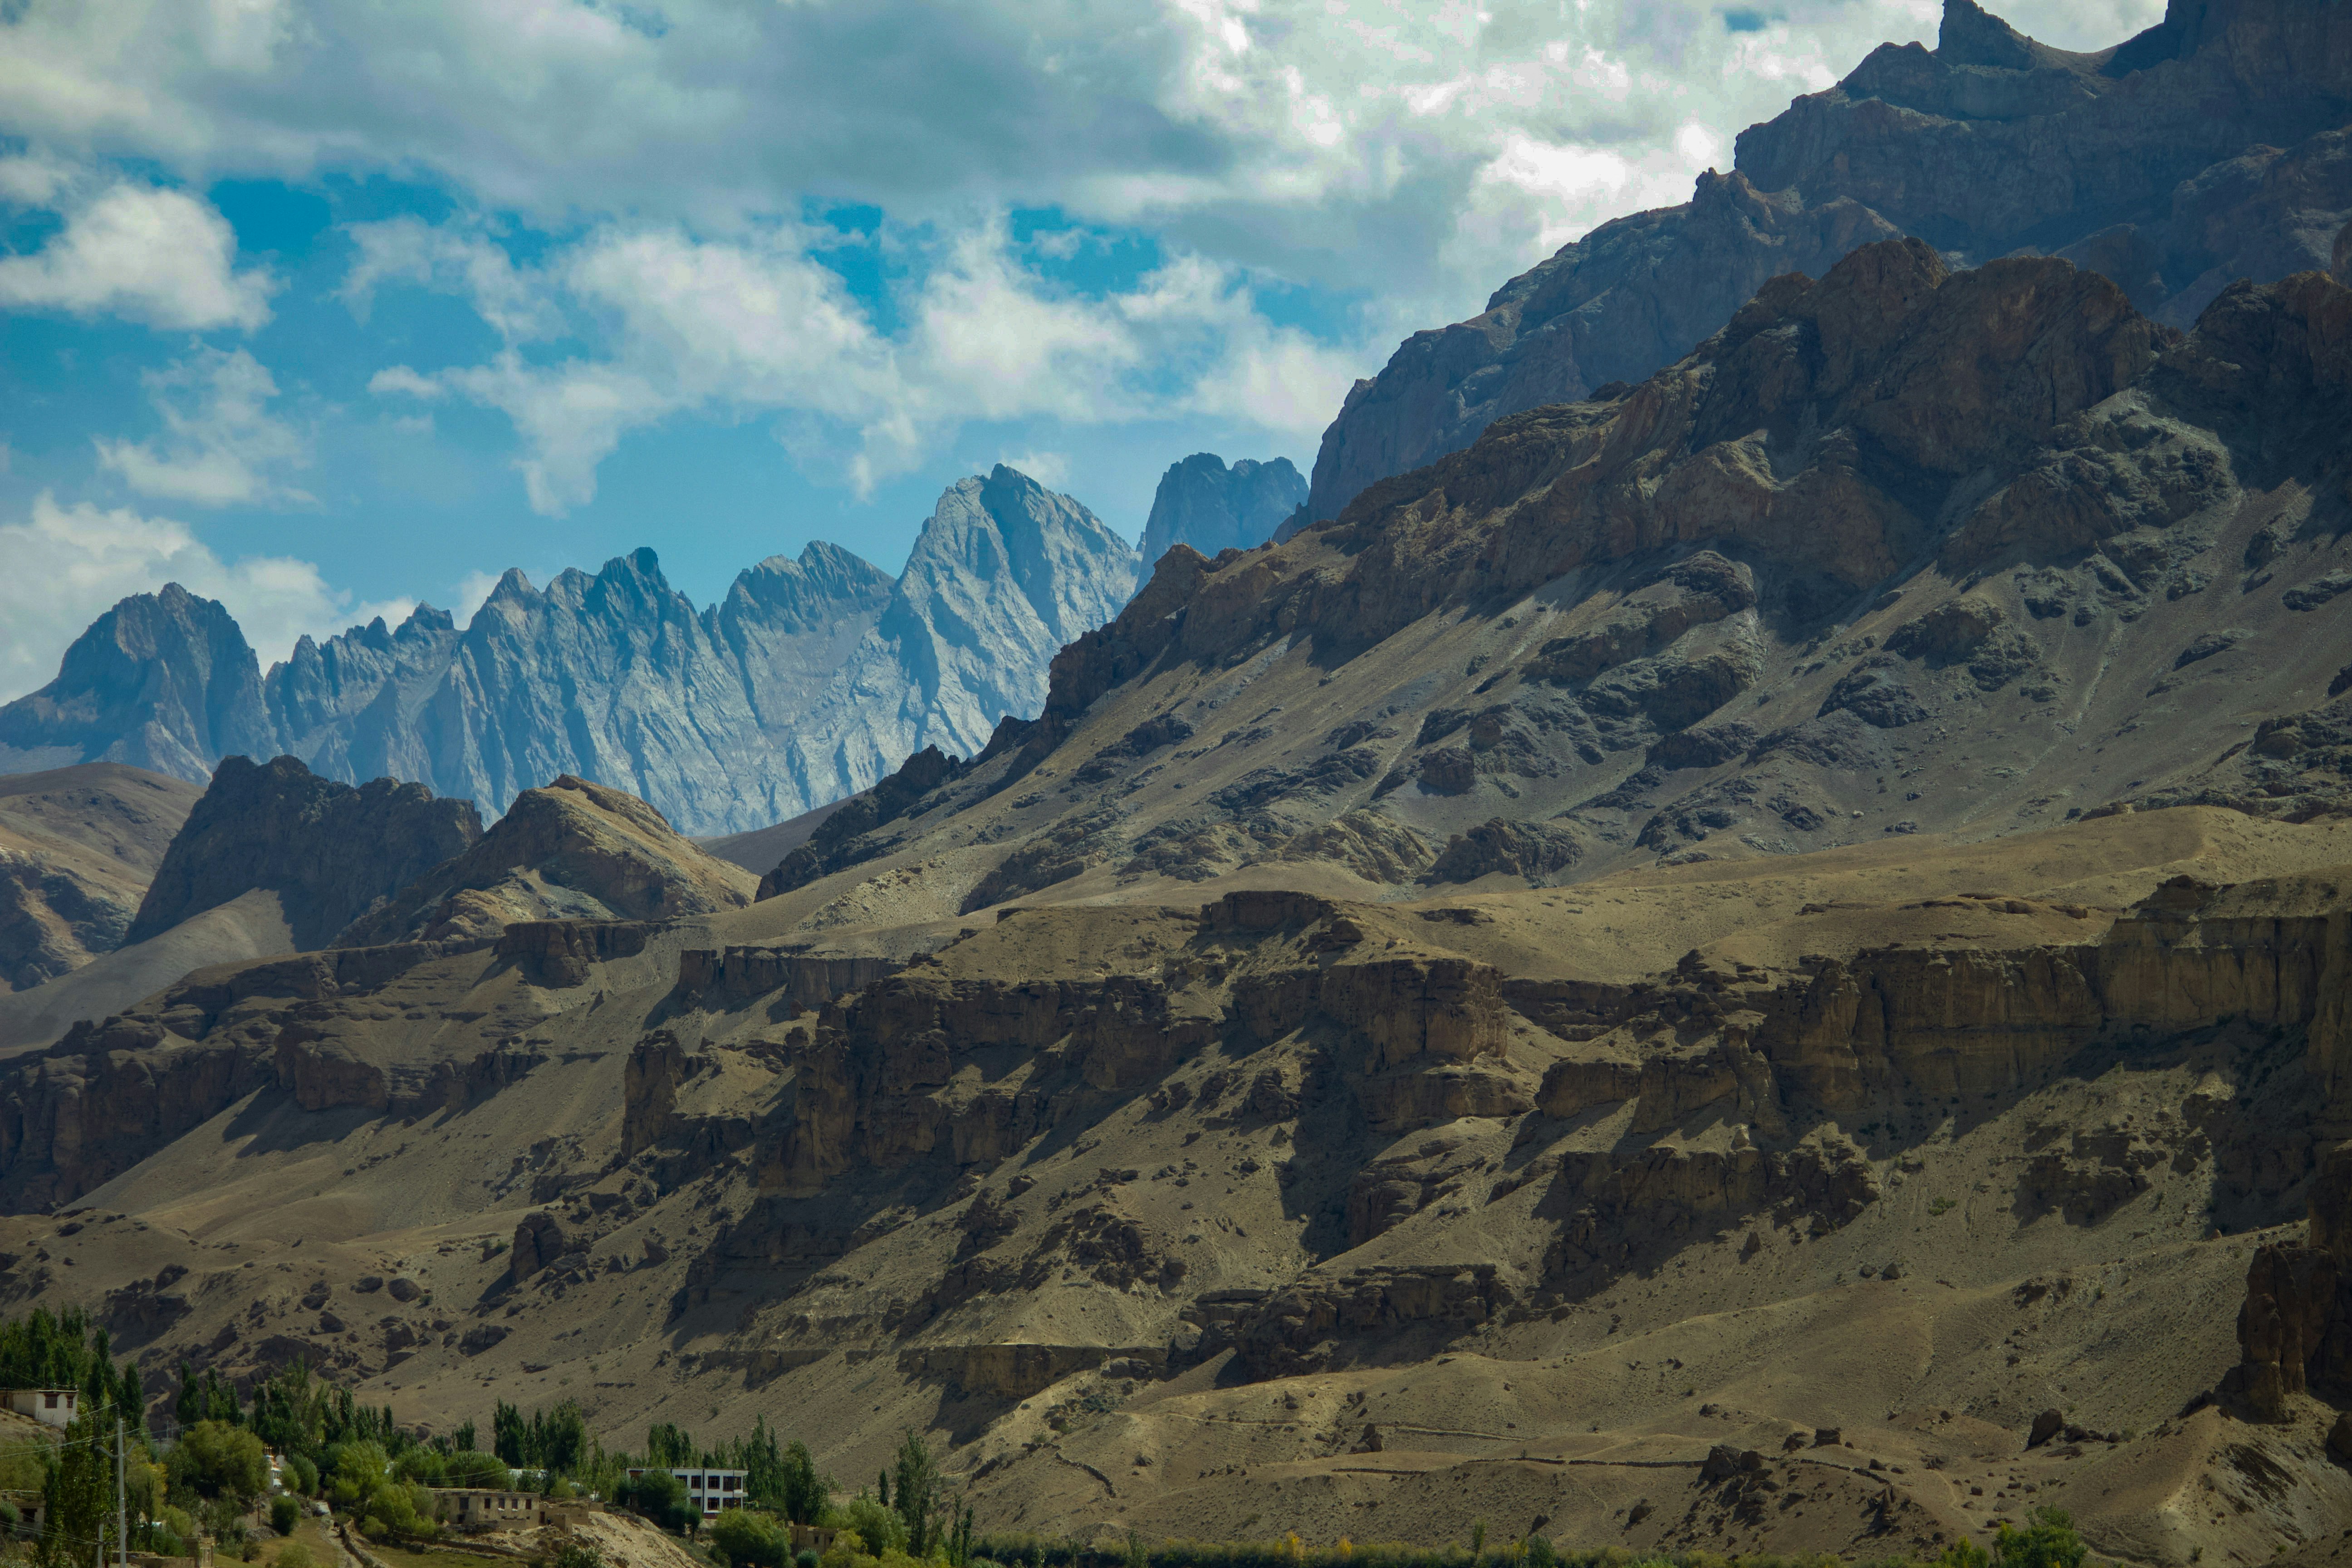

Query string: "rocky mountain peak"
[0, 584, 275, 784]
[1139, 452, 1308, 565]
[127, 753, 483, 950]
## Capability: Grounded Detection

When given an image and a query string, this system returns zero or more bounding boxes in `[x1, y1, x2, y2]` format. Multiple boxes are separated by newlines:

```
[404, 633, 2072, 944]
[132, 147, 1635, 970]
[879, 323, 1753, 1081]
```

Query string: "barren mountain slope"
[0, 764, 203, 990]
[0, 804, 2347, 1566]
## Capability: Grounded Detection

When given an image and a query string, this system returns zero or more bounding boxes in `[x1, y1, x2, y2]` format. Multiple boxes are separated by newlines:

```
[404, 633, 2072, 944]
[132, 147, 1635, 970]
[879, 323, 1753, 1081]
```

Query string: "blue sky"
[0, 0, 2161, 697]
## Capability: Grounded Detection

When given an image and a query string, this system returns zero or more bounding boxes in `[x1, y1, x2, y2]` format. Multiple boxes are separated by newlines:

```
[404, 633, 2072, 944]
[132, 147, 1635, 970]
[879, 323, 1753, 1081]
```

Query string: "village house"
[433, 1489, 547, 1530]
[0, 1390, 78, 1430]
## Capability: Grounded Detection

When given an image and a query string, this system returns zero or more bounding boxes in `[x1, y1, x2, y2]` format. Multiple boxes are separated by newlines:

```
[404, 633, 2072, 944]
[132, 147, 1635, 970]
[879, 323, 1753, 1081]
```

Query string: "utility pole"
[115, 1419, 127, 1568]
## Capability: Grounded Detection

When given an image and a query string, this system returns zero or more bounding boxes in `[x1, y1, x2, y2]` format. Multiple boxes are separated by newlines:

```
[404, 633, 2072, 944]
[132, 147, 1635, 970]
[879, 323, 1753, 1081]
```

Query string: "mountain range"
[4, 4, 2352, 1566]
[0, 466, 1139, 838]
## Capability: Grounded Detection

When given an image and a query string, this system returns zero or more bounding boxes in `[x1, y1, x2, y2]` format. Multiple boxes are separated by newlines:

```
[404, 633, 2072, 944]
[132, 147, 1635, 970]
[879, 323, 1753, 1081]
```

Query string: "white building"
[626, 1467, 746, 1516]
[0, 1390, 78, 1430]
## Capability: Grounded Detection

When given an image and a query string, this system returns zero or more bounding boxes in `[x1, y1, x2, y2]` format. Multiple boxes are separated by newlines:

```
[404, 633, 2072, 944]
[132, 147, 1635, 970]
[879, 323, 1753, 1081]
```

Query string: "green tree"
[646, 1423, 695, 1470]
[169, 1420, 271, 1503]
[776, 1441, 830, 1526]
[708, 1509, 793, 1568]
[1995, 1507, 2088, 1568]
[1940, 1539, 1992, 1568]
[891, 1431, 940, 1558]
[829, 1493, 903, 1556]
[34, 1407, 113, 1568]
[443, 1450, 510, 1489]
[392, 1448, 447, 1486]
[270, 1495, 301, 1536]
[493, 1402, 529, 1467]
[623, 1469, 696, 1535]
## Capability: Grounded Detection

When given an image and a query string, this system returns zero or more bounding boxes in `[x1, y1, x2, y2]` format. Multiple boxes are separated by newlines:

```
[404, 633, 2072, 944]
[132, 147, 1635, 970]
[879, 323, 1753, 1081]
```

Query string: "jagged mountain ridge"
[0, 466, 1139, 836]
[1138, 454, 1307, 564]
[1298, 0, 2352, 526]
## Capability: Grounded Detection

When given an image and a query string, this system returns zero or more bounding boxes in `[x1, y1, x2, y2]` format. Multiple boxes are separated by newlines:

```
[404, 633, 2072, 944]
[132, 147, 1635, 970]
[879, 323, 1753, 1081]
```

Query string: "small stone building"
[434, 1489, 546, 1529]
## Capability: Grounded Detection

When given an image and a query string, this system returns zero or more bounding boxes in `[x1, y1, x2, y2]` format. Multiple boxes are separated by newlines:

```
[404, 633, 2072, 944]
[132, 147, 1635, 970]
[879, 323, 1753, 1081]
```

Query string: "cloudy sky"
[0, 0, 2164, 698]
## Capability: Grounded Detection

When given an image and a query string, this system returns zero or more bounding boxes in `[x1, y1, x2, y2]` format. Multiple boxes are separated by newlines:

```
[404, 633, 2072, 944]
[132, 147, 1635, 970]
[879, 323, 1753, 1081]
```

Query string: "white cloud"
[366, 214, 1372, 511]
[997, 450, 1073, 490]
[0, 492, 358, 697]
[341, 215, 562, 340]
[0, 177, 275, 330]
[93, 346, 311, 506]
[0, 0, 2166, 330]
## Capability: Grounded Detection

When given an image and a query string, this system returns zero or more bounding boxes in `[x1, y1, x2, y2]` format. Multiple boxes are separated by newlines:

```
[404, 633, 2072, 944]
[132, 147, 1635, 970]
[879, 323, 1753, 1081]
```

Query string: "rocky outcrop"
[1299, 0, 2352, 523]
[1138, 454, 1307, 566]
[494, 920, 653, 988]
[0, 764, 203, 990]
[2231, 1142, 2352, 1417]
[673, 948, 899, 1007]
[766, 970, 1219, 1193]
[127, 754, 482, 950]
[1236, 1265, 1509, 1378]
[332, 774, 753, 946]
[0, 585, 278, 784]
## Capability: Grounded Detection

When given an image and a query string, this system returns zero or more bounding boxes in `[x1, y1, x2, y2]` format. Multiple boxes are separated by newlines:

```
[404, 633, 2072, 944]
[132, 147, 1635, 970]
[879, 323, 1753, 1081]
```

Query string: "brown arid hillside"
[3, 242, 2352, 1568]
[0, 763, 203, 991]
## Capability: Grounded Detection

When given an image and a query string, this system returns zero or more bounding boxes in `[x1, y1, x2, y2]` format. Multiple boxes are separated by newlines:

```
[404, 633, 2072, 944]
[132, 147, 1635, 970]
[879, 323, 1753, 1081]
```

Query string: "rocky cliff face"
[126, 755, 483, 951]
[1138, 454, 1307, 566]
[1300, 0, 2352, 524]
[0, 765, 204, 990]
[1, 469, 1138, 837]
[0, 586, 276, 784]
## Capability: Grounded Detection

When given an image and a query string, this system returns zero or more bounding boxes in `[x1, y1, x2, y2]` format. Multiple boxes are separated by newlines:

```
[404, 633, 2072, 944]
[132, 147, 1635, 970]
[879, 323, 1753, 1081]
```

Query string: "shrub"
[277, 1547, 318, 1568]
[709, 1509, 794, 1568]
[1994, 1507, 2087, 1568]
[270, 1495, 301, 1536]
[552, 1544, 604, 1568]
